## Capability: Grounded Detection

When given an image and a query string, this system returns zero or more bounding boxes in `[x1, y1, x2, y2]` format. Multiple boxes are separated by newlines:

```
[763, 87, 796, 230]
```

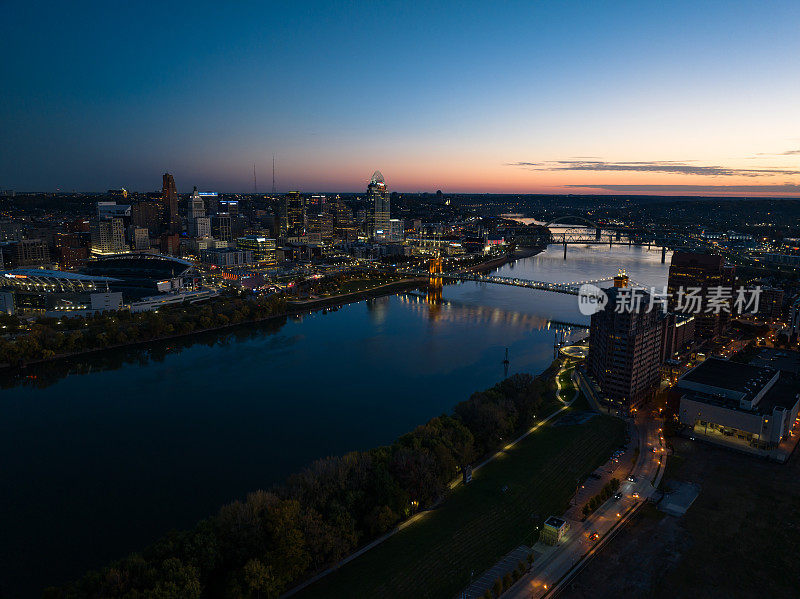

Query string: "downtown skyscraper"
[162, 173, 180, 234]
[367, 170, 390, 241]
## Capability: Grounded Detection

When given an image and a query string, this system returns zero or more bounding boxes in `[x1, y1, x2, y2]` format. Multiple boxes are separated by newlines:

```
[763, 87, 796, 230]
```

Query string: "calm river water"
[0, 244, 670, 596]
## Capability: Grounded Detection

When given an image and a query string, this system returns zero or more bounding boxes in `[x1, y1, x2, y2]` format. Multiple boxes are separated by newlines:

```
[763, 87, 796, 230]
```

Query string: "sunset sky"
[2, 1, 799, 195]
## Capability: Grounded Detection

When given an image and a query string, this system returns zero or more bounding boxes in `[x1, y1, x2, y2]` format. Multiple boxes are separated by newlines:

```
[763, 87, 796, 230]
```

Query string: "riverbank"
[296, 364, 625, 599]
[287, 276, 427, 311]
[1, 251, 538, 373]
[51, 348, 580, 598]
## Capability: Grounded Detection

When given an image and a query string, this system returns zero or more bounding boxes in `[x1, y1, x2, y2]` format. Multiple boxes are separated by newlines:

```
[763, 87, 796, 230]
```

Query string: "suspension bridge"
[413, 270, 617, 296]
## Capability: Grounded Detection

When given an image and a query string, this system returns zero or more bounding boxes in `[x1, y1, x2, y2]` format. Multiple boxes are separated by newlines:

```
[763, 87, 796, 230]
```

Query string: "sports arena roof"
[0, 269, 120, 291]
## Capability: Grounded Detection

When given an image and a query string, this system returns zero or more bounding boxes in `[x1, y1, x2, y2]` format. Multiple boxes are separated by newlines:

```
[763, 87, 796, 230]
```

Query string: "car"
[613, 492, 622, 500]
[632, 492, 640, 499]
[627, 475, 636, 482]
[590, 532, 600, 541]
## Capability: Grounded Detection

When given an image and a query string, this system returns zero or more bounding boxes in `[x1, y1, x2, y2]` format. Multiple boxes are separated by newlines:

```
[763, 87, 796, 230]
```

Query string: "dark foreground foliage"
[46, 370, 554, 598]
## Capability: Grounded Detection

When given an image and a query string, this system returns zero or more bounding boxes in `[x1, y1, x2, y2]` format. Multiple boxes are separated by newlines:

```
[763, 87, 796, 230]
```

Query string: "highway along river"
[0, 244, 670, 596]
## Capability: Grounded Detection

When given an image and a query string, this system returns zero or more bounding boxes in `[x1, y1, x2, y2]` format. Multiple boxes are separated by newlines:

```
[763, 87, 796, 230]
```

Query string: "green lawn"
[299, 408, 625, 599]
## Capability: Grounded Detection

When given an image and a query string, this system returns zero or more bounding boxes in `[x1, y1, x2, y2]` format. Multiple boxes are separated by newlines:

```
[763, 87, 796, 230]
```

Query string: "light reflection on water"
[0, 245, 671, 597]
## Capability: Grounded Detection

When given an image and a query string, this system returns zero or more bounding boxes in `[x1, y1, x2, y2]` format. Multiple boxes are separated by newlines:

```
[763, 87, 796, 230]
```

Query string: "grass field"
[299, 397, 625, 599]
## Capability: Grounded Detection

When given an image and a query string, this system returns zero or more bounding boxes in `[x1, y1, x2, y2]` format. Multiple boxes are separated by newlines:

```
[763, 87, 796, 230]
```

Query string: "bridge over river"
[412, 270, 617, 296]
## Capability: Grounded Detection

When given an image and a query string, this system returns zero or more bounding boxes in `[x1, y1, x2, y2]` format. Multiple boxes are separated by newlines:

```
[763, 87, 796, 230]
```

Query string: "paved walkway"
[502, 385, 667, 599]
[284, 361, 579, 599]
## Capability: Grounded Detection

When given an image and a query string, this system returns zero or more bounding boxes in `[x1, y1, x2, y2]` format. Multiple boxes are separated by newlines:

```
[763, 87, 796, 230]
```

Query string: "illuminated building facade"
[587, 286, 663, 409]
[367, 170, 390, 240]
[236, 235, 277, 266]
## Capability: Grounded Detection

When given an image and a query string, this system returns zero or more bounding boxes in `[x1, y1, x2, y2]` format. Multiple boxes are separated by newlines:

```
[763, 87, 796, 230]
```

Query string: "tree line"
[46, 370, 555, 598]
[0, 294, 286, 368]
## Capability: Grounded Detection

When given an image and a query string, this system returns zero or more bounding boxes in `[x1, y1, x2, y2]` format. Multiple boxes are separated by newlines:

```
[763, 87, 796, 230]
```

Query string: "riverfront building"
[0, 269, 121, 315]
[587, 285, 663, 409]
[677, 357, 799, 454]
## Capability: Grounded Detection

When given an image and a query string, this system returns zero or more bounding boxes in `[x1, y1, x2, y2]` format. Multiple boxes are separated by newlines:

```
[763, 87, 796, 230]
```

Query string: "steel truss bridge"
[518, 216, 686, 248]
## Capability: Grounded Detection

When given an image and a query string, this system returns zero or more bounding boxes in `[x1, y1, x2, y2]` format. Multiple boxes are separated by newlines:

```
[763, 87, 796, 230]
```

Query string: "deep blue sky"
[2, 1, 799, 194]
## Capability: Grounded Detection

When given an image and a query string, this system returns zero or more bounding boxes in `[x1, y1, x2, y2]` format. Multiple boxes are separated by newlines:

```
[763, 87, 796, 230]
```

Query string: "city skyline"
[2, 1, 800, 195]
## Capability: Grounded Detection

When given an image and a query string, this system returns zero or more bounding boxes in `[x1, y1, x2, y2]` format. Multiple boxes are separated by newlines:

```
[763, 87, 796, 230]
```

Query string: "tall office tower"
[307, 210, 334, 241]
[162, 173, 180, 233]
[667, 252, 735, 339]
[587, 285, 663, 409]
[219, 199, 239, 218]
[285, 191, 305, 236]
[132, 200, 164, 232]
[331, 197, 356, 241]
[367, 170, 390, 240]
[189, 216, 211, 238]
[309, 194, 327, 212]
[389, 219, 405, 242]
[188, 187, 206, 220]
[212, 213, 232, 242]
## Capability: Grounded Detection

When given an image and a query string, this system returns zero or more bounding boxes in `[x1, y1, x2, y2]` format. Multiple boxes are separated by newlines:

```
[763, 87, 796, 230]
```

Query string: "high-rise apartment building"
[90, 218, 127, 255]
[162, 173, 180, 234]
[587, 285, 663, 409]
[667, 252, 735, 339]
[367, 170, 390, 240]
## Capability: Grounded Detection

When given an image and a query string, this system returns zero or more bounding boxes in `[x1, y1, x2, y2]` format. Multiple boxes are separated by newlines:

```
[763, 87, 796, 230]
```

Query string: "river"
[0, 244, 670, 596]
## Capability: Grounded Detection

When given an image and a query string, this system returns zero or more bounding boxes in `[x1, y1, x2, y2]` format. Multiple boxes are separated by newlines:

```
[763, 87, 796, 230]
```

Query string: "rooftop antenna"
[272, 154, 276, 194]
[253, 163, 258, 193]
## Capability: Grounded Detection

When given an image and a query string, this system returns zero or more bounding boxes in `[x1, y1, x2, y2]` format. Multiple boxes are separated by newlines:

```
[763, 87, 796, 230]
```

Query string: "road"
[504, 405, 666, 598]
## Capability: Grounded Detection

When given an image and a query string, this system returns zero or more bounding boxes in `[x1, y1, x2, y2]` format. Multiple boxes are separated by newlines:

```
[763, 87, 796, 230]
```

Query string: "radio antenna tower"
[253, 163, 258, 193]
[272, 154, 276, 193]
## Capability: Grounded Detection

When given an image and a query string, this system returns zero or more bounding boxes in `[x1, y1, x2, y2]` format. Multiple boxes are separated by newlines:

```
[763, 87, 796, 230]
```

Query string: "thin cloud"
[507, 160, 800, 177]
[565, 183, 800, 194]
[755, 149, 800, 156]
